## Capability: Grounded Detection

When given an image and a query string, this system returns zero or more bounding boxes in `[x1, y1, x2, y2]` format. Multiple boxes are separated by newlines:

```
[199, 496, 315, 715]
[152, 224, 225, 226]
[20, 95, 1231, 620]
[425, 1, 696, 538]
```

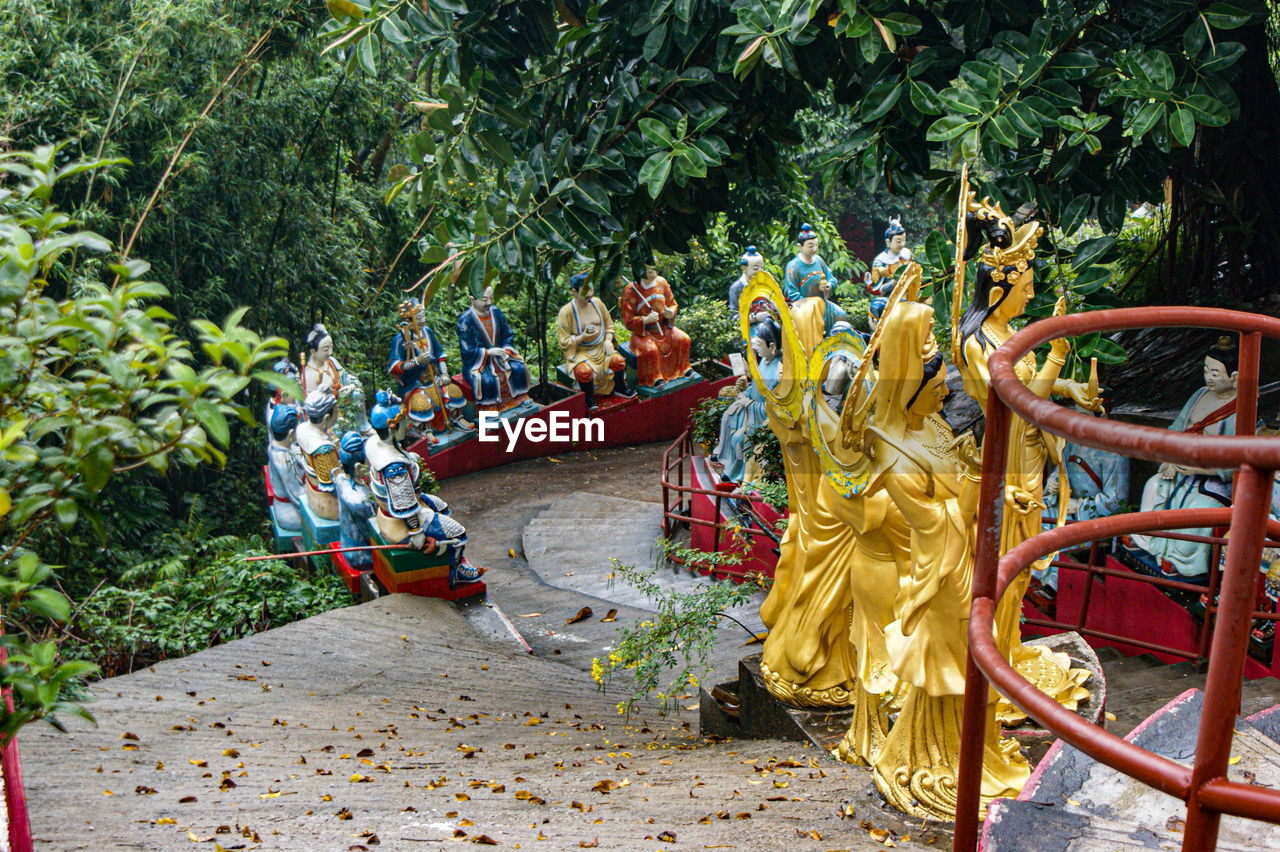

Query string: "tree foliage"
[327, 0, 1276, 305]
[0, 146, 289, 741]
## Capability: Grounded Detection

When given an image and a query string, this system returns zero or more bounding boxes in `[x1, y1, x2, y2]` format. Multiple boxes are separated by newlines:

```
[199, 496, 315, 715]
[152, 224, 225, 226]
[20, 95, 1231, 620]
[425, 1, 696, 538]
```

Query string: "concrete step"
[985, 689, 1280, 850]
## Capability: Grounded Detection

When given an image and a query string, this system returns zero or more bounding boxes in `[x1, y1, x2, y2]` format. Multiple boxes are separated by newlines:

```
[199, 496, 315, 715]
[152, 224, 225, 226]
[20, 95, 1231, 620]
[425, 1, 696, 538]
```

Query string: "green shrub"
[679, 296, 740, 362]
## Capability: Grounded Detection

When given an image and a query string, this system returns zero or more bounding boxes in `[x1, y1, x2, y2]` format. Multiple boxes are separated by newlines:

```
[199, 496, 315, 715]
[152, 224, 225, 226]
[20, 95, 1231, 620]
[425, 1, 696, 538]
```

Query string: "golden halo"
[807, 333, 872, 497]
[739, 269, 806, 426]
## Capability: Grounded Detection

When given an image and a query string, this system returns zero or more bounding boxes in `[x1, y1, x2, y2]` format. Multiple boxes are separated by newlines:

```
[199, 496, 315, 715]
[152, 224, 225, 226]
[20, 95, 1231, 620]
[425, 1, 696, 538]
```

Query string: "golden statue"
[864, 300, 1031, 818]
[740, 270, 859, 707]
[951, 167, 1093, 723]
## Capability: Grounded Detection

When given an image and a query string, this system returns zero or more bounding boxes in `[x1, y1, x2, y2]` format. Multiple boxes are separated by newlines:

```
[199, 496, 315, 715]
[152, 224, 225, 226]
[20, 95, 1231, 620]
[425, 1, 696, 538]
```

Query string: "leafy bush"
[593, 542, 767, 716]
[679, 295, 740, 362]
[0, 145, 289, 742]
[742, 423, 785, 486]
[688, 388, 737, 450]
[65, 535, 350, 677]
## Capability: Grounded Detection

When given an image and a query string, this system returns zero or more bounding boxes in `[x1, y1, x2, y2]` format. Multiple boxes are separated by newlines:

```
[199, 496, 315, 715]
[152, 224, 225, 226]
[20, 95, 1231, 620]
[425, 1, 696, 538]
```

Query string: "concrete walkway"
[23, 596, 897, 851]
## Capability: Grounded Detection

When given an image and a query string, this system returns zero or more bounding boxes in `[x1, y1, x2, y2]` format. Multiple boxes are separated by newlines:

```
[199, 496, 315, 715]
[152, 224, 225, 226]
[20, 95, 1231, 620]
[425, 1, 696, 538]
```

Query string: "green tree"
[327, 0, 1278, 310]
[0, 145, 289, 740]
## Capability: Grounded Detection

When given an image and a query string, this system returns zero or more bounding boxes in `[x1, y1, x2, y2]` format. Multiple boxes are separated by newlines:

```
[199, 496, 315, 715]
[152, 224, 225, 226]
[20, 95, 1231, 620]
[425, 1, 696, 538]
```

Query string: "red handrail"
[955, 308, 1280, 852]
[659, 430, 781, 578]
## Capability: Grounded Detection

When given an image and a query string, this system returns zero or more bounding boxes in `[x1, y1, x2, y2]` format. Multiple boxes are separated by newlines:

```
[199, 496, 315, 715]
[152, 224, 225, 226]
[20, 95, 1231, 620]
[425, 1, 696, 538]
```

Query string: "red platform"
[328, 544, 366, 597]
[1022, 553, 1278, 679]
[411, 376, 736, 480]
[687, 454, 782, 580]
[370, 545, 486, 600]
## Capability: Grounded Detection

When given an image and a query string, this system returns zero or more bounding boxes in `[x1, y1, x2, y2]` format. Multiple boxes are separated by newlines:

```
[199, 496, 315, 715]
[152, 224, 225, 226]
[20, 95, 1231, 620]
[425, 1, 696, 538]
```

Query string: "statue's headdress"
[740, 245, 761, 266]
[304, 389, 338, 422]
[569, 272, 589, 291]
[338, 430, 366, 468]
[950, 164, 1043, 357]
[797, 223, 818, 245]
[369, 389, 406, 432]
[268, 404, 299, 440]
[884, 216, 905, 241]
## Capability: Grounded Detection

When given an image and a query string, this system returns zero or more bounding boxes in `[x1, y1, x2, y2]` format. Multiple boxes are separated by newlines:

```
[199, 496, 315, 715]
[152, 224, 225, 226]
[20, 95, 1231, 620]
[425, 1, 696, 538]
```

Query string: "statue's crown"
[965, 192, 1041, 283]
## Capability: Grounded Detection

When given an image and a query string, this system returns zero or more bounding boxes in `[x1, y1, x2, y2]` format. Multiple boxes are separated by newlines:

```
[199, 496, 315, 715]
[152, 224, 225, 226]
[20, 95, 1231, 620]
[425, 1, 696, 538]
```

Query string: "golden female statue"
[867, 301, 1031, 819]
[952, 171, 1093, 721]
[740, 271, 859, 707]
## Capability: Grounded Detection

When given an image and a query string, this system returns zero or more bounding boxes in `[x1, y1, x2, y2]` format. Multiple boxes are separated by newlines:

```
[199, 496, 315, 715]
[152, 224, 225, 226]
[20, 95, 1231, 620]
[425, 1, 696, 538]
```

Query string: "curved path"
[22, 444, 897, 850]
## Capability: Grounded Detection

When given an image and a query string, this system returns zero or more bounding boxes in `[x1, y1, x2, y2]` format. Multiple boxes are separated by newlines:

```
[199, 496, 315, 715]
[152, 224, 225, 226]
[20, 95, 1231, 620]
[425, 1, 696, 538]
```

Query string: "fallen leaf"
[565, 607, 593, 625]
[601, 609, 617, 623]
[222, 748, 239, 758]
[1229, 755, 1242, 765]
[518, 613, 542, 618]
[471, 836, 499, 846]
[742, 631, 769, 646]
[524, 717, 542, 726]
[456, 793, 470, 801]
[189, 759, 208, 767]
[658, 830, 677, 842]
[578, 840, 598, 849]
[156, 818, 177, 825]
[179, 795, 197, 803]
[135, 785, 156, 795]
[1104, 711, 1117, 722]
[591, 779, 618, 794]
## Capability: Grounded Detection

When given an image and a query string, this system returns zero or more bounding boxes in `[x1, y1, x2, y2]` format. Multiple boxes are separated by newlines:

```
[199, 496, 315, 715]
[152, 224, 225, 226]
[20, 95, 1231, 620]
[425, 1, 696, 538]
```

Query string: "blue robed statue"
[457, 285, 531, 409]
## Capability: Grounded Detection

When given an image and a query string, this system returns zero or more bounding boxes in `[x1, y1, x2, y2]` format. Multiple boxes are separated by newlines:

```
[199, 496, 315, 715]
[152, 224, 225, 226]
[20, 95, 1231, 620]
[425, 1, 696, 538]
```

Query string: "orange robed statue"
[620, 262, 692, 388]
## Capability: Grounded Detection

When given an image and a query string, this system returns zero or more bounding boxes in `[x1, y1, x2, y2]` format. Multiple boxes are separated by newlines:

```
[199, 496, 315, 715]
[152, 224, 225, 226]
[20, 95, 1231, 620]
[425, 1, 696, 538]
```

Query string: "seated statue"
[302, 323, 355, 399]
[558, 273, 634, 411]
[457, 284, 531, 411]
[728, 246, 770, 325]
[366, 391, 482, 588]
[866, 216, 912, 297]
[292, 390, 342, 521]
[265, 402, 304, 530]
[712, 316, 781, 483]
[389, 298, 467, 440]
[620, 261, 693, 388]
[1039, 391, 1130, 595]
[1133, 338, 1240, 580]
[783, 223, 837, 303]
[334, 430, 376, 570]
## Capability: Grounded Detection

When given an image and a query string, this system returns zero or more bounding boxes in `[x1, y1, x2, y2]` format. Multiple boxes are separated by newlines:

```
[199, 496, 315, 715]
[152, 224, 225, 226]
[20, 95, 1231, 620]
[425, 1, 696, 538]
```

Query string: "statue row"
[265, 355, 481, 588]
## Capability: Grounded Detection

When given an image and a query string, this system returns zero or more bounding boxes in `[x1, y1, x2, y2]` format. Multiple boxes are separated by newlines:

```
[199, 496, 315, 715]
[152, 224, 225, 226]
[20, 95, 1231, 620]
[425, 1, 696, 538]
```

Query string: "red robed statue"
[619, 263, 692, 388]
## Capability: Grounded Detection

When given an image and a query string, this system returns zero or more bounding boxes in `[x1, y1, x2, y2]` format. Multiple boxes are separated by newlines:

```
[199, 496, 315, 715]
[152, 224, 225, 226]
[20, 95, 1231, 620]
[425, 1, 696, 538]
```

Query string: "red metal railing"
[955, 307, 1280, 852]
[659, 430, 781, 576]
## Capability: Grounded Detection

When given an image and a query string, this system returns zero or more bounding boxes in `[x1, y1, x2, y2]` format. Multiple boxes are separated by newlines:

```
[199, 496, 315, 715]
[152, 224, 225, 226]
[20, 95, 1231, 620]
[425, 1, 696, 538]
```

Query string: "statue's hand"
[1049, 335, 1071, 361]
[1158, 462, 1177, 480]
[1052, 295, 1069, 317]
[435, 373, 451, 387]
[1067, 381, 1103, 412]
[644, 310, 660, 324]
[953, 432, 981, 472]
[1005, 485, 1042, 514]
[662, 307, 675, 319]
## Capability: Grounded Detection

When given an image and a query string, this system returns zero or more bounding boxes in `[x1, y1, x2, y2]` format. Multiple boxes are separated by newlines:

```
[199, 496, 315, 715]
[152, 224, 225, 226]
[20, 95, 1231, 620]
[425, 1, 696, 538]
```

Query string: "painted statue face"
[887, 233, 906, 254]
[800, 236, 819, 255]
[751, 332, 778, 362]
[997, 267, 1035, 318]
[910, 370, 949, 418]
[413, 304, 427, 328]
[472, 286, 494, 315]
[312, 335, 333, 363]
[575, 281, 594, 301]
[743, 255, 764, 278]
[644, 265, 658, 283]
[1204, 355, 1238, 394]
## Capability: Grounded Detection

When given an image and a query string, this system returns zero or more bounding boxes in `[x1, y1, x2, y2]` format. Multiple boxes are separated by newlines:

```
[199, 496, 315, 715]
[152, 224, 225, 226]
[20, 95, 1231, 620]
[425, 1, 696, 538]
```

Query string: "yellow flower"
[591, 657, 605, 685]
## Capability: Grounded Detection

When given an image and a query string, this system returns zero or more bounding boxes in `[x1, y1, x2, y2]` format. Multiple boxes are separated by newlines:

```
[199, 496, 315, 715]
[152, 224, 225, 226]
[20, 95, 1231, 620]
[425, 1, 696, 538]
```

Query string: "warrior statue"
[558, 273, 634, 411]
[334, 430, 376, 570]
[783, 223, 836, 303]
[388, 298, 467, 440]
[366, 391, 482, 588]
[293, 390, 342, 521]
[866, 216, 912, 297]
[265, 402, 304, 530]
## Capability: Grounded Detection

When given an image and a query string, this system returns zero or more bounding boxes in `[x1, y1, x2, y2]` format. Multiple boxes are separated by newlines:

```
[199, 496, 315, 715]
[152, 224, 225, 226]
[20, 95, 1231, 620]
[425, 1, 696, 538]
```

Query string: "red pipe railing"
[659, 430, 781, 578]
[955, 308, 1280, 852]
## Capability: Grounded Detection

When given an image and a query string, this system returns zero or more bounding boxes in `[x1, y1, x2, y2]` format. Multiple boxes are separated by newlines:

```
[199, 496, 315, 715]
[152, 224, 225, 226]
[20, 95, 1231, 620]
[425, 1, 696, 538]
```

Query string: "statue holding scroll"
[388, 298, 466, 440]
[457, 284, 532, 411]
[558, 273, 634, 411]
